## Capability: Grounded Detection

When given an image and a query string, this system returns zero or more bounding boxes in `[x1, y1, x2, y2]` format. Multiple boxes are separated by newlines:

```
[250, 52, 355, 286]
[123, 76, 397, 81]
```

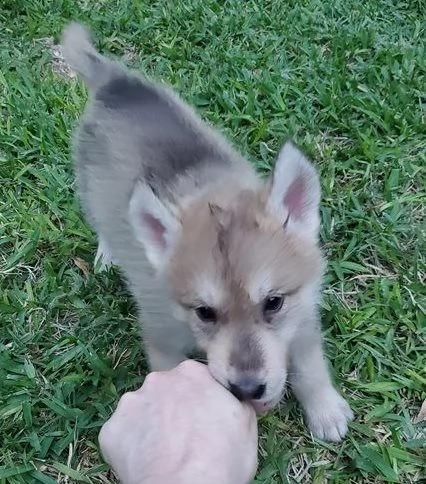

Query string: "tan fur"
[170, 189, 322, 306]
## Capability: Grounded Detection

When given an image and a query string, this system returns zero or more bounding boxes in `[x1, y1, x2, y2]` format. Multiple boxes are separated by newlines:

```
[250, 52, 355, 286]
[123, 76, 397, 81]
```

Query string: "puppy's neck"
[172, 160, 261, 212]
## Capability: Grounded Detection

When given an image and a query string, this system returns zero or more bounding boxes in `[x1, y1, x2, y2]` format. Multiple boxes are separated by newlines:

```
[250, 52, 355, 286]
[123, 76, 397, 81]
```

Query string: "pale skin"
[99, 360, 258, 484]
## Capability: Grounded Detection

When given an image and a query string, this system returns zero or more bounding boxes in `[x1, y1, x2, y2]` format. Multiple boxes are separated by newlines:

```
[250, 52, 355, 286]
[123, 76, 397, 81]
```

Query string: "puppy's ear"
[129, 183, 181, 269]
[267, 142, 321, 241]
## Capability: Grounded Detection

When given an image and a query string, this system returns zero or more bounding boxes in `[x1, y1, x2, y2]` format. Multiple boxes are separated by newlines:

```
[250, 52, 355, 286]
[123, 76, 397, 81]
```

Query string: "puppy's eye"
[195, 306, 217, 323]
[263, 295, 285, 315]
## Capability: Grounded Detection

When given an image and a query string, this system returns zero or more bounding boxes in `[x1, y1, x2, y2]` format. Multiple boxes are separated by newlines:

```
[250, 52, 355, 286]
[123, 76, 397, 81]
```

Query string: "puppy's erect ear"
[267, 142, 321, 241]
[129, 183, 181, 269]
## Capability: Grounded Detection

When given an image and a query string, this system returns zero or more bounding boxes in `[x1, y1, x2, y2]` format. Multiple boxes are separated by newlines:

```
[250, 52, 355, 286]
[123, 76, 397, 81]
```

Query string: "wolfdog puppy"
[62, 23, 353, 441]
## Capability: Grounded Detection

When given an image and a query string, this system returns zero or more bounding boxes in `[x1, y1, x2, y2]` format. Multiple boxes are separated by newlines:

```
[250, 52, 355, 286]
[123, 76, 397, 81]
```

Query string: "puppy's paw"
[94, 239, 115, 272]
[304, 389, 353, 442]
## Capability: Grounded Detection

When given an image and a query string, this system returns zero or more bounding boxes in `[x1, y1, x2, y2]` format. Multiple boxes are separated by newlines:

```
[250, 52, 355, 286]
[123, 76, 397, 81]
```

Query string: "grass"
[0, 0, 425, 482]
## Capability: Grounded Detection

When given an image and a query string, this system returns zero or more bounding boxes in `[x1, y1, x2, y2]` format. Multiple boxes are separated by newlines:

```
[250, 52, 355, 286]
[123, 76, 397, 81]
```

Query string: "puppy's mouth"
[250, 397, 282, 414]
[250, 388, 285, 414]
[250, 399, 272, 414]
[206, 363, 283, 414]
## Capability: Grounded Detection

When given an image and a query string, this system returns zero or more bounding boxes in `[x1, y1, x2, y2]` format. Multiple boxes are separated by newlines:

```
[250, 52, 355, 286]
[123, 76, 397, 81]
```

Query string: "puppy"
[62, 23, 353, 441]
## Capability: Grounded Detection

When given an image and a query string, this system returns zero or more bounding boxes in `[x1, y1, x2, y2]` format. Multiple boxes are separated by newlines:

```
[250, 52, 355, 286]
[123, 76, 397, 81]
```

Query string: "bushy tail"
[62, 23, 117, 90]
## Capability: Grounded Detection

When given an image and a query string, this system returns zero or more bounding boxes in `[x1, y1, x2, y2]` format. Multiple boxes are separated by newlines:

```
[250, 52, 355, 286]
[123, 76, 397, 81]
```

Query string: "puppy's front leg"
[141, 312, 196, 371]
[145, 343, 187, 371]
[289, 323, 353, 442]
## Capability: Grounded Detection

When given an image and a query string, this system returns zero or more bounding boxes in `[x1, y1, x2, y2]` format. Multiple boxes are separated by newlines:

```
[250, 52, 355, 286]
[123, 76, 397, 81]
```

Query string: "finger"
[115, 390, 143, 411]
[134, 370, 166, 394]
[98, 419, 114, 463]
[240, 404, 259, 481]
[174, 359, 211, 379]
[107, 391, 149, 431]
[242, 401, 257, 420]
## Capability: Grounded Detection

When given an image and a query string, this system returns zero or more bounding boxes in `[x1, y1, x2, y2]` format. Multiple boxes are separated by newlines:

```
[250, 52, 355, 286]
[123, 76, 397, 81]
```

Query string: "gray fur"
[62, 23, 119, 91]
[62, 23, 256, 367]
[95, 75, 231, 190]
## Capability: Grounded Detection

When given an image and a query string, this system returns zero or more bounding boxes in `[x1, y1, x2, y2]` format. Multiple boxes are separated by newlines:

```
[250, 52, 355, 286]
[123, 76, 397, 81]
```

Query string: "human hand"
[99, 360, 258, 484]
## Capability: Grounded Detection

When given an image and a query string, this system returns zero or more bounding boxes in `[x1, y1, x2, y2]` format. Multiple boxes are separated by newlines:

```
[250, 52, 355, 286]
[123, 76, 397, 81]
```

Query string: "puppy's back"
[62, 23, 246, 194]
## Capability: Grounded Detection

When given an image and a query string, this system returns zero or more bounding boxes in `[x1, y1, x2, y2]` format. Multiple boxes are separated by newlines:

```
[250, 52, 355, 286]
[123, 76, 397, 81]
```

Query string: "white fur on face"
[247, 268, 273, 304]
[195, 275, 226, 308]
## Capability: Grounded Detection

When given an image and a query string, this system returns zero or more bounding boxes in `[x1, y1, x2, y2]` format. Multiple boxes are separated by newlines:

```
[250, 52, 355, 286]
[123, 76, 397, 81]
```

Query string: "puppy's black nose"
[229, 378, 266, 401]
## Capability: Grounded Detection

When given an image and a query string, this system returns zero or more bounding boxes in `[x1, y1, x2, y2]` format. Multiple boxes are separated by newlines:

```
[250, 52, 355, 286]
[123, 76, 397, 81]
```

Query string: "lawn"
[0, 0, 425, 482]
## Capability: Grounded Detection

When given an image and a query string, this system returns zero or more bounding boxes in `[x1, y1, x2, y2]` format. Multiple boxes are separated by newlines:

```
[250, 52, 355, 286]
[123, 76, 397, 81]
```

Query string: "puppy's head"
[129, 142, 324, 410]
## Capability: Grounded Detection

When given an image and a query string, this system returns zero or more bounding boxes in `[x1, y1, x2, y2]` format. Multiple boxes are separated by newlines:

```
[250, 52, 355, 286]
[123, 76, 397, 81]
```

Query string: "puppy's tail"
[62, 23, 118, 91]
